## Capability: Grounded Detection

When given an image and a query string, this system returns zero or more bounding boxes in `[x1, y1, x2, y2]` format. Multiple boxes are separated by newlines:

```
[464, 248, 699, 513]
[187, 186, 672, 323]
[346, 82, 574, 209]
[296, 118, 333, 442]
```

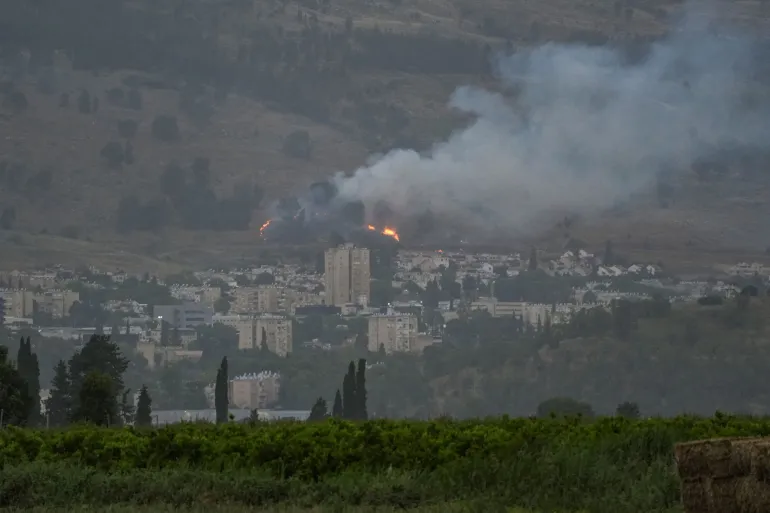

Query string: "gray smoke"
[333, 3, 770, 237]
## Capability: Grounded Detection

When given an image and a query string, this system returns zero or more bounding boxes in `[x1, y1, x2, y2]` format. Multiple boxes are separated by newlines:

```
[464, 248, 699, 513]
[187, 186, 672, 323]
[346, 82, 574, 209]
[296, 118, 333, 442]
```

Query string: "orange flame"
[367, 224, 399, 242]
[259, 219, 271, 236]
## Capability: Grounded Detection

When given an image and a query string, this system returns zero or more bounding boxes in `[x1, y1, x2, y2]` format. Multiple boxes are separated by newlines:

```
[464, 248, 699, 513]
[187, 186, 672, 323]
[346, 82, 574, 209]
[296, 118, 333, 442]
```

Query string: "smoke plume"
[332, 3, 770, 238]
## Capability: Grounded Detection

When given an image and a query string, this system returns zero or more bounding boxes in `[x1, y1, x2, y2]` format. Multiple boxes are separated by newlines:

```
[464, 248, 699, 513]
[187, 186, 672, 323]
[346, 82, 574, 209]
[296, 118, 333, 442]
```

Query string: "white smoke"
[333, 3, 770, 237]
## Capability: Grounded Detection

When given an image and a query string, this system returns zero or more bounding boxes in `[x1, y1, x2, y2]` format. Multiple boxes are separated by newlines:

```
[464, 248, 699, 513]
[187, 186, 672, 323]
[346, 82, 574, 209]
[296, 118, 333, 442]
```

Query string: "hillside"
[1, 0, 769, 271]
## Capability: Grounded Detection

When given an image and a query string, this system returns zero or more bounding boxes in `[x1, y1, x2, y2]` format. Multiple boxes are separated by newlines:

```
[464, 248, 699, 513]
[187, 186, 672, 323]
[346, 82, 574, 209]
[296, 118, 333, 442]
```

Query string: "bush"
[117, 119, 138, 138]
[100, 141, 125, 167]
[3, 91, 28, 112]
[152, 115, 180, 142]
[127, 88, 143, 110]
[283, 130, 312, 159]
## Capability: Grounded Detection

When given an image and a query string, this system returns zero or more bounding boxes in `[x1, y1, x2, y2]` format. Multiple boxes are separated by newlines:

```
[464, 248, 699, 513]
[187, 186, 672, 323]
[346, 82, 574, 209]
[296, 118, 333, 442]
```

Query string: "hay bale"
[704, 476, 741, 513]
[675, 438, 762, 480]
[680, 477, 709, 513]
[749, 442, 770, 480]
[735, 475, 770, 513]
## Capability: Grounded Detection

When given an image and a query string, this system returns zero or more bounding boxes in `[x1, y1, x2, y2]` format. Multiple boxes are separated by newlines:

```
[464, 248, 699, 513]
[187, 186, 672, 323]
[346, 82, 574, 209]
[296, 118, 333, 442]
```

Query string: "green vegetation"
[2, 415, 769, 511]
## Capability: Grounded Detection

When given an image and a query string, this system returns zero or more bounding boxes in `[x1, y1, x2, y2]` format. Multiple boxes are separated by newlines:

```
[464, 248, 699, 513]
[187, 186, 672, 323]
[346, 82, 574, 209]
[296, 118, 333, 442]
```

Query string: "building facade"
[324, 245, 371, 307]
[236, 315, 293, 356]
[0, 289, 80, 318]
[228, 371, 281, 410]
[153, 302, 213, 329]
[368, 314, 418, 354]
[232, 286, 279, 314]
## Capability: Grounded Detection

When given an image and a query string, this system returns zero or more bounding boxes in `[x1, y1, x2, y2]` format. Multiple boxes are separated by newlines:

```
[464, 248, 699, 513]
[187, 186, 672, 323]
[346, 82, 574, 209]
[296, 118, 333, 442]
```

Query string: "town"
[0, 240, 764, 424]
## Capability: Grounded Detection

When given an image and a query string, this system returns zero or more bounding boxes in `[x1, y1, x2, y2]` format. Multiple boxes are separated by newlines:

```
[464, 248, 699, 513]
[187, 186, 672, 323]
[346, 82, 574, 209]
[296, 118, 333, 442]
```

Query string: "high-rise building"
[324, 244, 370, 307]
[368, 314, 418, 354]
[236, 315, 293, 356]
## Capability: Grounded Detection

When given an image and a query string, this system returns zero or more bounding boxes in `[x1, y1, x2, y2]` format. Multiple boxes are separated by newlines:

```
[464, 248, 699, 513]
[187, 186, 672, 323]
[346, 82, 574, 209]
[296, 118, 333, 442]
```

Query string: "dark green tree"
[307, 397, 328, 421]
[603, 239, 614, 265]
[45, 360, 72, 427]
[528, 247, 538, 271]
[536, 397, 595, 418]
[16, 336, 41, 426]
[68, 335, 128, 417]
[355, 358, 368, 420]
[72, 371, 118, 426]
[0, 345, 32, 426]
[615, 401, 640, 419]
[136, 385, 153, 426]
[341, 361, 356, 420]
[260, 327, 269, 353]
[215, 356, 229, 423]
[332, 389, 343, 418]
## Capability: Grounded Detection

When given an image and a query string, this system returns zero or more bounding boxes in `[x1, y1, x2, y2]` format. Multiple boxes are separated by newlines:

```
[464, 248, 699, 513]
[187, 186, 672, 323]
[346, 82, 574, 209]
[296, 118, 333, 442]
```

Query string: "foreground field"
[1, 416, 769, 512]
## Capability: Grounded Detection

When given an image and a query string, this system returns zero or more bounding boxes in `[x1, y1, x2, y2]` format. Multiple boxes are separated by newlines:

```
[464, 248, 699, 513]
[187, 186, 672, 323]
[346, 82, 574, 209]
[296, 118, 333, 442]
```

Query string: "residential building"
[237, 315, 293, 356]
[324, 244, 371, 307]
[0, 289, 80, 318]
[228, 371, 281, 410]
[232, 286, 279, 314]
[368, 313, 418, 354]
[153, 302, 213, 329]
[470, 298, 527, 318]
[0, 296, 4, 326]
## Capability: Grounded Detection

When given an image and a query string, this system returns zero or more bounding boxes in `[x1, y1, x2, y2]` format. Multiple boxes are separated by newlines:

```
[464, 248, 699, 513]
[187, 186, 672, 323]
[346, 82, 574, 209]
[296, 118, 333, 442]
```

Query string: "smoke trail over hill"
[332, 3, 770, 237]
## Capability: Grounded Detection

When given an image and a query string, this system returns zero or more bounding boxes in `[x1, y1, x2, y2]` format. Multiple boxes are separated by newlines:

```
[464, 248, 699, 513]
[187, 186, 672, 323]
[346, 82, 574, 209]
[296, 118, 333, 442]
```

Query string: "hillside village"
[1, 242, 766, 421]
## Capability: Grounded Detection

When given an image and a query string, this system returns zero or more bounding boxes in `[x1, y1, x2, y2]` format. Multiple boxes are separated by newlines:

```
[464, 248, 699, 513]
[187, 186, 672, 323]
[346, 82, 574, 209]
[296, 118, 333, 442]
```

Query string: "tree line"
[308, 358, 368, 421]
[0, 334, 154, 428]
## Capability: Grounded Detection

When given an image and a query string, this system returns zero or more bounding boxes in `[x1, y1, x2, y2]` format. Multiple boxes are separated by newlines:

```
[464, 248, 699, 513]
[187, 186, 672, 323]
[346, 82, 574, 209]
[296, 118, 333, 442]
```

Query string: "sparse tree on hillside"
[151, 115, 179, 142]
[100, 141, 125, 167]
[77, 89, 91, 114]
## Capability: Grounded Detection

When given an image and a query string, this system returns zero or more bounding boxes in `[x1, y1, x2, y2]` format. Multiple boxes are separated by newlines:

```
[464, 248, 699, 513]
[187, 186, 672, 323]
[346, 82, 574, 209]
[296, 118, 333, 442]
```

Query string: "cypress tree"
[136, 385, 152, 426]
[341, 361, 356, 420]
[16, 337, 41, 426]
[355, 358, 367, 420]
[46, 360, 71, 427]
[332, 389, 343, 417]
[215, 357, 229, 424]
[260, 327, 269, 352]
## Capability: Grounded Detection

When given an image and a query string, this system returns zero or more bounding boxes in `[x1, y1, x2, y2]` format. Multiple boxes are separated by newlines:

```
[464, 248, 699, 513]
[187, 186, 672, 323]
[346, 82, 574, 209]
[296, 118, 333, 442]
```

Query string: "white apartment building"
[368, 313, 418, 354]
[228, 371, 281, 410]
[237, 315, 293, 356]
[325, 244, 370, 307]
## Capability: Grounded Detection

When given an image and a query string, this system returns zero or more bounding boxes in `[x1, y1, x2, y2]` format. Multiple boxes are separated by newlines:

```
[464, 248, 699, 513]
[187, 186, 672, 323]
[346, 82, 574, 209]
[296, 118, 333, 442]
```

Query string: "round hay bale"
[675, 438, 739, 479]
[735, 475, 770, 513]
[705, 476, 741, 513]
[680, 477, 709, 513]
[749, 442, 770, 480]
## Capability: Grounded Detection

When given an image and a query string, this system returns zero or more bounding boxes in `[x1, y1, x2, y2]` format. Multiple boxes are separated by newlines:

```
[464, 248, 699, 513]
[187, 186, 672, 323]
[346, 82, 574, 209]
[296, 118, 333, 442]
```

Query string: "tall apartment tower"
[324, 244, 371, 307]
